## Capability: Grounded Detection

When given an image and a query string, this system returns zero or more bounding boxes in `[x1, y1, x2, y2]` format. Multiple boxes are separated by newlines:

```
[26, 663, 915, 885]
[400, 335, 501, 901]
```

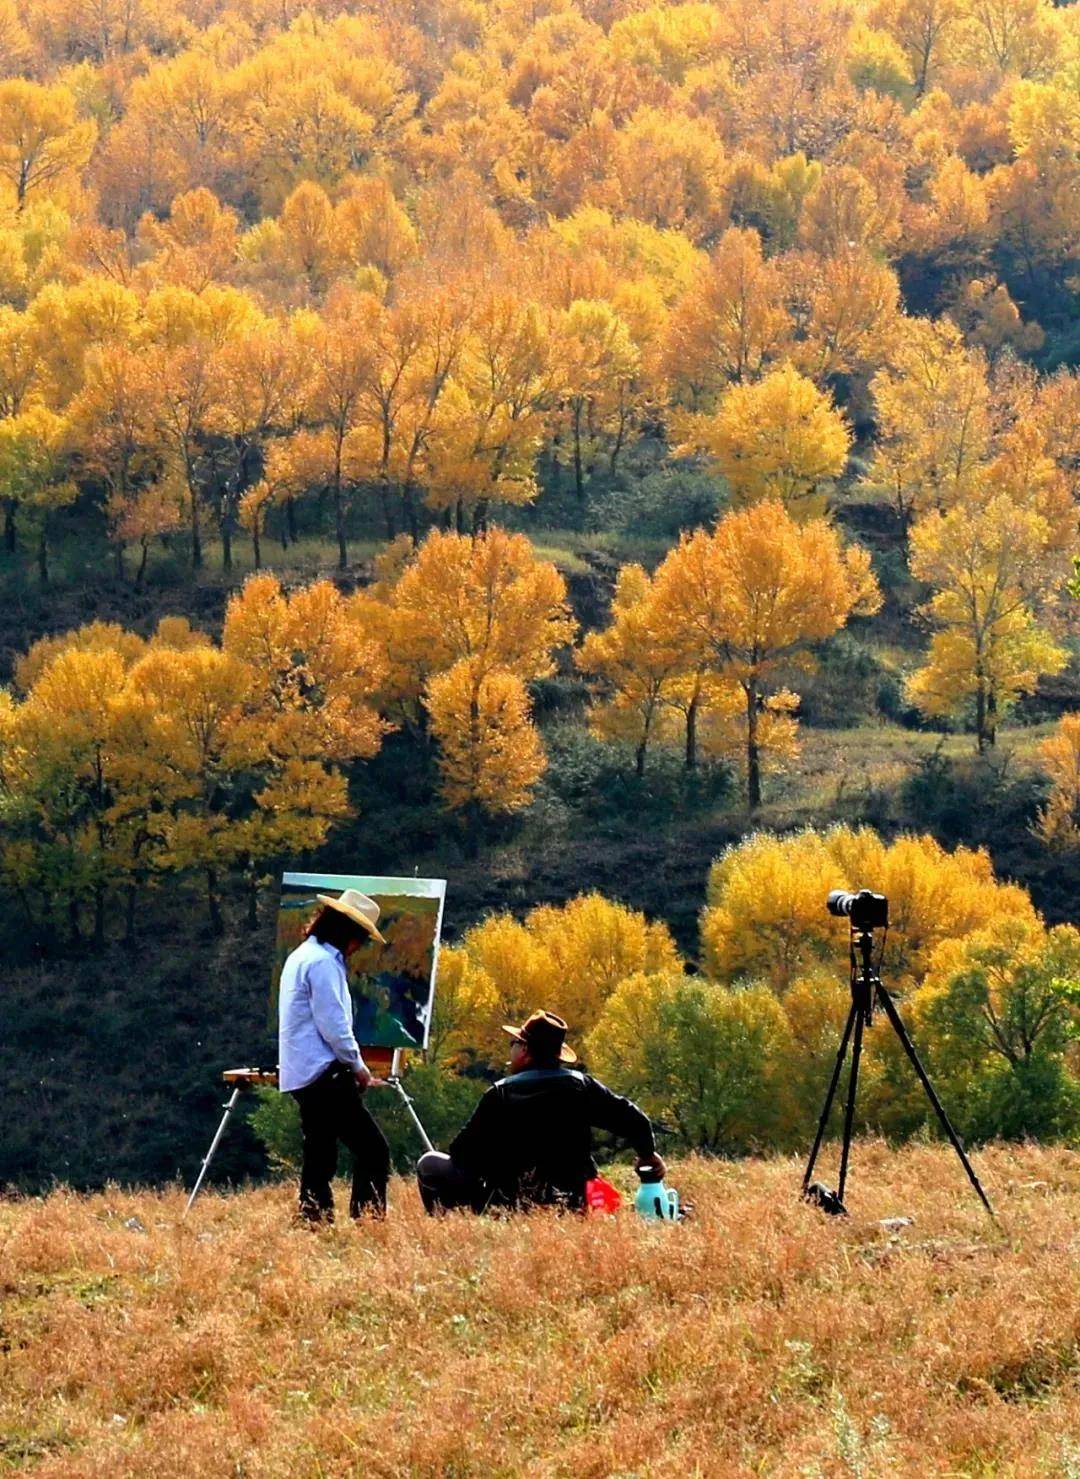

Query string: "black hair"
[305, 906, 362, 953]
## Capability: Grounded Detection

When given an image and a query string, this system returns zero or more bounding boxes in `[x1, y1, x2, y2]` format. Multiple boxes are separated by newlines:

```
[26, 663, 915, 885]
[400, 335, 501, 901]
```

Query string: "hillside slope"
[2, 1145, 1078, 1477]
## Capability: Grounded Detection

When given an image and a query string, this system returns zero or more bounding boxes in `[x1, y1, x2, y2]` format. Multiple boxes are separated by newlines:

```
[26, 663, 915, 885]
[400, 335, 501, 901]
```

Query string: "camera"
[826, 889, 888, 929]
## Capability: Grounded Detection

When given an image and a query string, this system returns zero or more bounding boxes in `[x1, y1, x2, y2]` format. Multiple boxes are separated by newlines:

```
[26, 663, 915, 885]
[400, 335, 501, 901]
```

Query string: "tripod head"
[848, 923, 882, 1029]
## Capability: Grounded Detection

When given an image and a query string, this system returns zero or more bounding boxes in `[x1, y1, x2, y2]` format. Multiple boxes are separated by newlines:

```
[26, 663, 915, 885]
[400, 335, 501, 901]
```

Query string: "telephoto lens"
[826, 889, 888, 929]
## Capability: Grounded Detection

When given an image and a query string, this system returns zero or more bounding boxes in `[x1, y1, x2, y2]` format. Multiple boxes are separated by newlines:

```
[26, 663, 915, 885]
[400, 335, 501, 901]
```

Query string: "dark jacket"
[448, 1067, 656, 1209]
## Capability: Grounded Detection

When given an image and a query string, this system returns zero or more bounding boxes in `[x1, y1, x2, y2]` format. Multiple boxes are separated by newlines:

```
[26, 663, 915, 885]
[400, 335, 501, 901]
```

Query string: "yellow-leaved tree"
[700, 825, 1038, 994]
[576, 564, 685, 776]
[0, 79, 95, 210]
[0, 580, 390, 940]
[677, 363, 852, 519]
[441, 893, 681, 1063]
[663, 226, 790, 406]
[425, 657, 546, 843]
[355, 526, 576, 731]
[906, 494, 1071, 752]
[862, 319, 991, 532]
[651, 502, 881, 808]
[1034, 713, 1080, 851]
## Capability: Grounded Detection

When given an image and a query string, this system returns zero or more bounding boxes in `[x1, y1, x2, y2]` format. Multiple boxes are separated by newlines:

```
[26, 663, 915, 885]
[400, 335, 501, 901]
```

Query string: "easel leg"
[875, 986, 994, 1217]
[391, 1079, 434, 1153]
[184, 1087, 242, 1217]
[388, 1047, 434, 1154]
[802, 1001, 858, 1193]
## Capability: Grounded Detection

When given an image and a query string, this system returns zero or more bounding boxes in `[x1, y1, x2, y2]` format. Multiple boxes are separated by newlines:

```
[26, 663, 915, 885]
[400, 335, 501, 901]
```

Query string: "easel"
[184, 1047, 433, 1216]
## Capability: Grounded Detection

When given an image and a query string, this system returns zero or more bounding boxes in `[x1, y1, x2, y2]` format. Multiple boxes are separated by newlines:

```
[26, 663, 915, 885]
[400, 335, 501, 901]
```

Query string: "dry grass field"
[2, 1144, 1078, 1478]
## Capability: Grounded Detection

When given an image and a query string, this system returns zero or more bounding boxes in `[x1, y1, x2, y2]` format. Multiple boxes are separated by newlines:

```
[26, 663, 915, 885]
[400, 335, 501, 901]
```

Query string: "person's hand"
[637, 1151, 667, 1180]
[353, 1067, 389, 1093]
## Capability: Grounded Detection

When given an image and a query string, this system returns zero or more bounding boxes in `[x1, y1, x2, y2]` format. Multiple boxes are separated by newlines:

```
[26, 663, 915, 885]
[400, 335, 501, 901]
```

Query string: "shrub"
[538, 723, 734, 824]
[798, 634, 896, 728]
[585, 972, 795, 1155]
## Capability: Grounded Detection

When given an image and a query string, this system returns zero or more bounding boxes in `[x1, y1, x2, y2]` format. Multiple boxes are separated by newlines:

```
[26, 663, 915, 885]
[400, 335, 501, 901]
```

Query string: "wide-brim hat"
[502, 1009, 577, 1064]
[316, 888, 387, 945]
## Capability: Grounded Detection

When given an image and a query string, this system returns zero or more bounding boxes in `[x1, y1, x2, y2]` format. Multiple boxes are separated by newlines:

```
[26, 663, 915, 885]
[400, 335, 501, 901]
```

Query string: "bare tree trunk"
[379, 483, 396, 542]
[206, 867, 223, 934]
[573, 402, 585, 500]
[746, 684, 762, 811]
[334, 476, 348, 570]
[685, 689, 699, 769]
[190, 478, 203, 570]
[402, 482, 420, 544]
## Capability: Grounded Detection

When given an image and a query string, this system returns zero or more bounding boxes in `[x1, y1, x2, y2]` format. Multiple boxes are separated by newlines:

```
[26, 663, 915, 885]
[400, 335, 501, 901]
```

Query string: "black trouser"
[416, 1151, 488, 1214]
[291, 1065, 390, 1222]
[416, 1153, 585, 1214]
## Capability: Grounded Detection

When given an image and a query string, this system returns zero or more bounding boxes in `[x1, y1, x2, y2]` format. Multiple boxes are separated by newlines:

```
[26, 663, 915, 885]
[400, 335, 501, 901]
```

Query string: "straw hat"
[502, 1009, 577, 1064]
[316, 888, 387, 945]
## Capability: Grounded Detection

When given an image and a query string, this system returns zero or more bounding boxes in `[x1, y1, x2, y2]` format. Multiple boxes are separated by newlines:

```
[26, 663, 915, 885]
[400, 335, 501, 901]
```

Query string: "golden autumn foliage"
[0, 0, 1068, 580]
[355, 528, 575, 765]
[701, 825, 1038, 993]
[1035, 712, 1080, 851]
[650, 503, 880, 806]
[1, 0, 1080, 1209]
[441, 893, 682, 1062]
[680, 364, 852, 519]
[906, 493, 1071, 751]
[0, 581, 388, 934]
[426, 657, 547, 823]
[576, 563, 685, 775]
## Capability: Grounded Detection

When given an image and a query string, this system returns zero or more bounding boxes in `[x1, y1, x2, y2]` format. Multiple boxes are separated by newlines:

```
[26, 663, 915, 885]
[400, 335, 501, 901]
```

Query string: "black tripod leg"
[802, 1001, 858, 1193]
[836, 1008, 864, 1205]
[875, 986, 995, 1218]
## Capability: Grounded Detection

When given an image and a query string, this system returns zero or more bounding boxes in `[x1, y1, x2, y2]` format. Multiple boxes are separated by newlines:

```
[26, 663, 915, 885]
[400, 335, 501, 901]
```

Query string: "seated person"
[416, 1009, 665, 1212]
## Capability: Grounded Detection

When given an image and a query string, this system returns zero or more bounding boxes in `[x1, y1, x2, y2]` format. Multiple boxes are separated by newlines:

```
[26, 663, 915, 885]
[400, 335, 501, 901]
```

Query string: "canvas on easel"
[273, 872, 446, 1066]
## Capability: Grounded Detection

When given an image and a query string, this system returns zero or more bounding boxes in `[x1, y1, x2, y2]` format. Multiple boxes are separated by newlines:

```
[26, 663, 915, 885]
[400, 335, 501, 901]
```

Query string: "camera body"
[826, 888, 888, 930]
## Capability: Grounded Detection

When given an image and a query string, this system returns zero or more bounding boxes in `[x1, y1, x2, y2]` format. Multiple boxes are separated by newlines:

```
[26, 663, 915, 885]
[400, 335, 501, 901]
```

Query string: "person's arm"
[447, 1088, 500, 1174]
[308, 954, 367, 1076]
[584, 1076, 666, 1176]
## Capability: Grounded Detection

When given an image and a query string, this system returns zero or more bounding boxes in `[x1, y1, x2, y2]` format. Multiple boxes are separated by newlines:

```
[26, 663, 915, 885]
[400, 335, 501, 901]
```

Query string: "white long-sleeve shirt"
[278, 936, 367, 1092]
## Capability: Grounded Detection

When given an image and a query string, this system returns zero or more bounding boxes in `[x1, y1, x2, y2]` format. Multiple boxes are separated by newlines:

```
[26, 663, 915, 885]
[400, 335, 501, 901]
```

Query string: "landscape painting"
[274, 872, 446, 1051]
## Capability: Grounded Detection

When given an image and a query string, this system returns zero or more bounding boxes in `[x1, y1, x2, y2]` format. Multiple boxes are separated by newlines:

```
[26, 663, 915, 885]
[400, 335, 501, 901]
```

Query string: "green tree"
[585, 971, 795, 1154]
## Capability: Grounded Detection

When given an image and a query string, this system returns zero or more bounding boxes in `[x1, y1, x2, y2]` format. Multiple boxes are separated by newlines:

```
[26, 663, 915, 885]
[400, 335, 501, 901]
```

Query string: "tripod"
[801, 925, 994, 1218]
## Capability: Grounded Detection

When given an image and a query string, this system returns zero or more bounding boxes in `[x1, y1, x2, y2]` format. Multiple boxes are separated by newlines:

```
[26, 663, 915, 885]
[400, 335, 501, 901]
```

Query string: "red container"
[585, 1175, 622, 1213]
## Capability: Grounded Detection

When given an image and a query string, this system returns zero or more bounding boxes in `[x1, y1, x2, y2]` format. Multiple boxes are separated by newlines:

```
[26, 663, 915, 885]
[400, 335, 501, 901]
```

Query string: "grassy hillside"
[2, 1144, 1078, 1477]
